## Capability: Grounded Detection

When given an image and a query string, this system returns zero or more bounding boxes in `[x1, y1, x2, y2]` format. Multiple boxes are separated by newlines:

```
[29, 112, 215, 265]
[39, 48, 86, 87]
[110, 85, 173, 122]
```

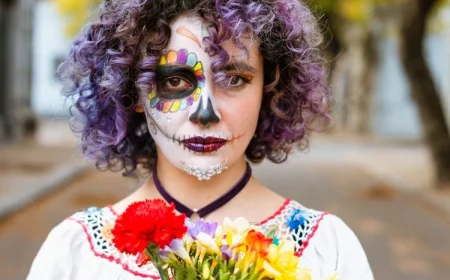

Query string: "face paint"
[141, 15, 264, 180]
[188, 95, 220, 127]
[180, 160, 228, 181]
[176, 27, 202, 48]
[147, 49, 205, 114]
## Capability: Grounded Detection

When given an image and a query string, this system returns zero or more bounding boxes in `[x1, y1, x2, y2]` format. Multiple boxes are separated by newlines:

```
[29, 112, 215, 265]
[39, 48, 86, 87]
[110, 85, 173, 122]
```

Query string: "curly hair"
[58, 0, 331, 177]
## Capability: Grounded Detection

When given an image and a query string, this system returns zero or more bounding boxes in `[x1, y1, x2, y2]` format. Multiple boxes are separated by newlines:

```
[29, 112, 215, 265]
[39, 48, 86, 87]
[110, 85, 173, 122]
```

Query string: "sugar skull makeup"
[141, 15, 264, 180]
[147, 49, 205, 113]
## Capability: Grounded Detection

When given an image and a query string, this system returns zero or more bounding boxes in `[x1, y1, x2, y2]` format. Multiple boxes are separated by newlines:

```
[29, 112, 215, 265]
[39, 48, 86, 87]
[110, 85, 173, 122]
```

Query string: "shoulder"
[27, 206, 161, 280]
[262, 200, 374, 279]
[26, 207, 97, 280]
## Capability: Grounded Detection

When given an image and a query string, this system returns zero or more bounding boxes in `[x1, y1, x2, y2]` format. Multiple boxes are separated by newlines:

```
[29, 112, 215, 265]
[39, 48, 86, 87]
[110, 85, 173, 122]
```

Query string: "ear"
[136, 103, 145, 113]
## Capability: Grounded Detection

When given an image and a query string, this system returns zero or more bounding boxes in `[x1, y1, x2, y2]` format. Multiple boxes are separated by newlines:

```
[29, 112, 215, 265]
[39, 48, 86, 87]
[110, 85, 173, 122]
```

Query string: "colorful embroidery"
[69, 207, 161, 279]
[148, 49, 205, 113]
[68, 200, 327, 278]
[260, 200, 328, 257]
[286, 208, 307, 230]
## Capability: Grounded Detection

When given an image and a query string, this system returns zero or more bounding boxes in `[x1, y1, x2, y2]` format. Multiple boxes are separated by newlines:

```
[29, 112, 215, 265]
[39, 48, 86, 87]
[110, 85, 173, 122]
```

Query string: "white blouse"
[27, 200, 374, 280]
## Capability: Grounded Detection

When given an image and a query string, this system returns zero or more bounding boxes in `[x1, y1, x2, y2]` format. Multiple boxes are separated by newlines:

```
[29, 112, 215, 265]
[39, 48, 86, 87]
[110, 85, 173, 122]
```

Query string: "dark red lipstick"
[182, 136, 227, 153]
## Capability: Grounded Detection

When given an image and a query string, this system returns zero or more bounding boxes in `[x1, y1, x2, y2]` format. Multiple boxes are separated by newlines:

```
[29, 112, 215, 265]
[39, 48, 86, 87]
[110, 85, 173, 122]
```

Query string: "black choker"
[153, 163, 252, 218]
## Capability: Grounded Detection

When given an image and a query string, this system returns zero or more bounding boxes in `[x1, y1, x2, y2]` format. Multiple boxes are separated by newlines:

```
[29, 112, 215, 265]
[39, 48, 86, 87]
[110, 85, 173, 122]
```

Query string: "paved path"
[1, 149, 450, 280]
[0, 170, 132, 280]
[256, 156, 450, 280]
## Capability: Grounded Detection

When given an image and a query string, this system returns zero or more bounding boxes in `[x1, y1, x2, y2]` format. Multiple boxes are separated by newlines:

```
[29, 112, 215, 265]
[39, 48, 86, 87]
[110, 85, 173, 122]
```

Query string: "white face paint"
[141, 15, 264, 180]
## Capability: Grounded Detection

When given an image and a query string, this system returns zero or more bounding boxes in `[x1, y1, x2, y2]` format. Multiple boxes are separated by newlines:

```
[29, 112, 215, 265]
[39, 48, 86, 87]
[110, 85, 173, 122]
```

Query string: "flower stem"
[147, 244, 170, 280]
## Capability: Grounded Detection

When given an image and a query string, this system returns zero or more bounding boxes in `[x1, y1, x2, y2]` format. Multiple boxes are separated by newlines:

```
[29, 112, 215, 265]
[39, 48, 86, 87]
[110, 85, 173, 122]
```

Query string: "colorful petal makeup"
[147, 49, 205, 114]
[141, 15, 264, 180]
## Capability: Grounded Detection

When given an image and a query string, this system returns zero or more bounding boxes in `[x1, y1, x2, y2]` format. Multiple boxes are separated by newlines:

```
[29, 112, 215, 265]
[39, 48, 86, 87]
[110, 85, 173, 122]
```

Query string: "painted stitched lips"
[182, 136, 227, 153]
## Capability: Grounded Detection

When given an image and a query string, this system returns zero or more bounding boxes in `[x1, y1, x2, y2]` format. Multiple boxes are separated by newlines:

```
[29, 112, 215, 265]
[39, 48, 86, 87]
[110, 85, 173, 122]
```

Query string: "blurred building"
[31, 0, 71, 117]
[0, 0, 36, 142]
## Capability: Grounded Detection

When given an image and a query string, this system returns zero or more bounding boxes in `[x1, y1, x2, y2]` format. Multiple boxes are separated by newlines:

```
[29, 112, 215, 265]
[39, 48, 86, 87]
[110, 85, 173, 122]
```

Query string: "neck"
[148, 153, 249, 210]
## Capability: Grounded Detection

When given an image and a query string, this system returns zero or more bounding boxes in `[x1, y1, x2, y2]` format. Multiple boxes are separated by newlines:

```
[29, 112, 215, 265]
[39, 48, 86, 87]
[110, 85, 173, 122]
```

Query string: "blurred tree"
[311, 0, 450, 187]
[399, 0, 450, 187]
[55, 0, 102, 36]
[0, 0, 36, 143]
[309, 0, 383, 134]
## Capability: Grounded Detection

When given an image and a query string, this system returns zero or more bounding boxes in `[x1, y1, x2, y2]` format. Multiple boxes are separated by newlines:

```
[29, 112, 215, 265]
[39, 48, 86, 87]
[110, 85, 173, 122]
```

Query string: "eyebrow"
[176, 27, 202, 48]
[222, 61, 257, 73]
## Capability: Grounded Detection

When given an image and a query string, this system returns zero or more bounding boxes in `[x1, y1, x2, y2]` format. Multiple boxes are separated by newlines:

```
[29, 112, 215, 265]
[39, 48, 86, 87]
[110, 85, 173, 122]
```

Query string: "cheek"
[143, 99, 190, 134]
[220, 94, 262, 136]
[156, 111, 189, 131]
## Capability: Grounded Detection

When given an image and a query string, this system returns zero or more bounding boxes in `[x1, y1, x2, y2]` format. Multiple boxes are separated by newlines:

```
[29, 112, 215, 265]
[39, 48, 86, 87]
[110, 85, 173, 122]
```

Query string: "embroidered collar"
[68, 200, 327, 278]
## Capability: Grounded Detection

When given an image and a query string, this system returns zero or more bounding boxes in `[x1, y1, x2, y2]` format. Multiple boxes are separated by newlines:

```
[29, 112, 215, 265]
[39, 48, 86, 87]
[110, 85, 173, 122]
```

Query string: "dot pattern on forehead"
[147, 49, 205, 114]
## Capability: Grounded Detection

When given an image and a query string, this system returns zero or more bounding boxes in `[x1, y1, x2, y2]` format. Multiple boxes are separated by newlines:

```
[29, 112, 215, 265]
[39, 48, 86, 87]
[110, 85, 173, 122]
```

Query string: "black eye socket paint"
[155, 66, 198, 100]
[146, 49, 205, 114]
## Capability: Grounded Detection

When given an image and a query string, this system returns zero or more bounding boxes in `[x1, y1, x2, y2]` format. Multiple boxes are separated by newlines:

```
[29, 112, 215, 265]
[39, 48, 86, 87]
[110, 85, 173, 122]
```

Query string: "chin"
[168, 148, 236, 180]
[157, 139, 246, 180]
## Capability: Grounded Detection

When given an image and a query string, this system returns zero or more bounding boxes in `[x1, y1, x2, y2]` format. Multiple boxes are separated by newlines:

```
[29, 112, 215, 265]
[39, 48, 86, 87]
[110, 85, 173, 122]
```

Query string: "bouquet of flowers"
[111, 198, 312, 280]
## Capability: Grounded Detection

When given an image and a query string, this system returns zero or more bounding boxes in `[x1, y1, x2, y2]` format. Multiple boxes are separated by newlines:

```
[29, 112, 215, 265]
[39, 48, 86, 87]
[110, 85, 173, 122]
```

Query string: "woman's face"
[141, 15, 264, 180]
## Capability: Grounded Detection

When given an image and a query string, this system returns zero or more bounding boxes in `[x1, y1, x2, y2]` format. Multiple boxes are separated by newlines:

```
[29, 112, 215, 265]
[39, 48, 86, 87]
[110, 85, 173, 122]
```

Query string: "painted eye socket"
[157, 76, 194, 99]
[155, 66, 198, 100]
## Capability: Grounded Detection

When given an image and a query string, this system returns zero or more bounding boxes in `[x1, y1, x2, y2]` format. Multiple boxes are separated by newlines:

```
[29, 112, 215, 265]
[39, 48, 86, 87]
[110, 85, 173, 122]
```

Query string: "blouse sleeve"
[311, 214, 374, 280]
[27, 219, 86, 280]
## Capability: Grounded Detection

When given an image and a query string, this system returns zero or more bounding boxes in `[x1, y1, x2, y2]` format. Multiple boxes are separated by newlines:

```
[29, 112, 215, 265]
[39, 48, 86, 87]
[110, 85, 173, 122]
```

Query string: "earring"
[136, 103, 145, 113]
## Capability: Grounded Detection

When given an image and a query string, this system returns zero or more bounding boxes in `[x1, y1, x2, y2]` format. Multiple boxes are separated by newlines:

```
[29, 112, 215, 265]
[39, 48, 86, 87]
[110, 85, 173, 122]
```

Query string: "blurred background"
[0, 0, 450, 279]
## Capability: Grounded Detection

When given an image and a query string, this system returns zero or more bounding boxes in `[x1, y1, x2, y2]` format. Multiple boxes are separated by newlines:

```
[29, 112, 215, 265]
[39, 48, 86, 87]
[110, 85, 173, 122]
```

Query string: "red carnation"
[111, 199, 187, 255]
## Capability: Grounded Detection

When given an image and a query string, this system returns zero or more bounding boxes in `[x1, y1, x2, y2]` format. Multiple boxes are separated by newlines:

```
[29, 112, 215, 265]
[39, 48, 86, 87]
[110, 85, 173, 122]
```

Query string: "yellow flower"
[259, 240, 307, 280]
[222, 217, 252, 247]
[196, 232, 221, 255]
[183, 234, 194, 253]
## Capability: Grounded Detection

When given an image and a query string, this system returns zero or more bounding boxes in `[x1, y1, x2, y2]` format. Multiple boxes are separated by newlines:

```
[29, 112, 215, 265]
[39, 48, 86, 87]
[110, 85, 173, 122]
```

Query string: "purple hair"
[58, 0, 331, 177]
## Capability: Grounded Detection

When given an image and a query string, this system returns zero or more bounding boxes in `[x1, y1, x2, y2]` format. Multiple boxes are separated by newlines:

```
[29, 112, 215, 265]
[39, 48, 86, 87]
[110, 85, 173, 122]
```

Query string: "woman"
[27, 0, 373, 279]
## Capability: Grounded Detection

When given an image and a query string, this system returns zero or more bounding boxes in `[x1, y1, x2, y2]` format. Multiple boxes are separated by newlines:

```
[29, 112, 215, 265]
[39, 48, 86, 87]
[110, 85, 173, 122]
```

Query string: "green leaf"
[219, 271, 230, 280]
[202, 260, 211, 279]
[227, 260, 235, 271]
[238, 272, 249, 280]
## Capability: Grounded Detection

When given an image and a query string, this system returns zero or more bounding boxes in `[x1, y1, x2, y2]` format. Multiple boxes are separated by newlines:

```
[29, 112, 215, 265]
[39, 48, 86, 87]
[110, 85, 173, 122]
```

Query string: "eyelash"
[234, 75, 252, 83]
[222, 74, 253, 90]
[163, 75, 189, 85]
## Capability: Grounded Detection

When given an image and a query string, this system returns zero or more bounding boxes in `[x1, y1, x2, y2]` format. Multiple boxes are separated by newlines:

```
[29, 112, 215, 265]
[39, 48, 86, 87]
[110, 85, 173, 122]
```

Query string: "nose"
[189, 96, 220, 127]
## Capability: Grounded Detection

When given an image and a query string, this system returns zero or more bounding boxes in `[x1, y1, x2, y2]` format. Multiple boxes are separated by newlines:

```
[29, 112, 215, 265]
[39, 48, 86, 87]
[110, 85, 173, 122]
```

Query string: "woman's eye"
[223, 75, 250, 89]
[161, 77, 192, 92]
[167, 78, 181, 87]
[229, 76, 245, 87]
[154, 66, 197, 100]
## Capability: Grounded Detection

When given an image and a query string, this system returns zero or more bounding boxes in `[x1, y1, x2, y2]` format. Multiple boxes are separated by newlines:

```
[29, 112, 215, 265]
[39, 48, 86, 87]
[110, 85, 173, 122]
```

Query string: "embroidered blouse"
[27, 199, 374, 280]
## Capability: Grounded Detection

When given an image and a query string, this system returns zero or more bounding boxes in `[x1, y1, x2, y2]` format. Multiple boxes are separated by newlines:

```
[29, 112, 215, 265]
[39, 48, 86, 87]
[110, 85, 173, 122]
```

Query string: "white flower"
[196, 232, 221, 255]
